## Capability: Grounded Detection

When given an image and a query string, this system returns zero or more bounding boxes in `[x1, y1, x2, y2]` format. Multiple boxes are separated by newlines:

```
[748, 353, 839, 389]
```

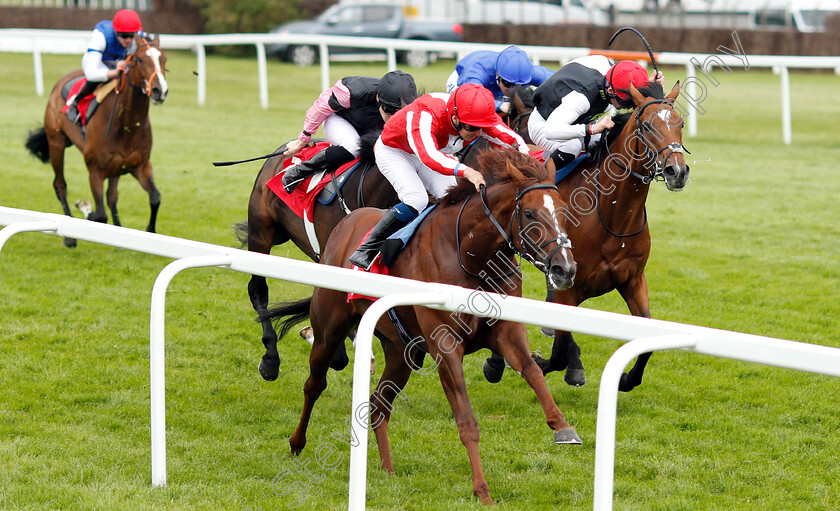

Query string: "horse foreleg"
[87, 169, 108, 224]
[493, 323, 581, 445]
[369, 341, 414, 473]
[290, 291, 350, 455]
[47, 134, 76, 248]
[617, 273, 652, 392]
[434, 347, 493, 505]
[132, 161, 160, 233]
[106, 176, 121, 227]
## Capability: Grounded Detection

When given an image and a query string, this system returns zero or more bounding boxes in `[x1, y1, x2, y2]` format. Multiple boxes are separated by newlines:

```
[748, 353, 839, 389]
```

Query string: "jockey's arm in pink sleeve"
[298, 80, 352, 143]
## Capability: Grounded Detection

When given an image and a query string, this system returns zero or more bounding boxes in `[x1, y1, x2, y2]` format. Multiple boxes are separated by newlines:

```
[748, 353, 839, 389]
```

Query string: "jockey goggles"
[117, 32, 136, 39]
[379, 101, 400, 115]
[497, 76, 514, 88]
[459, 123, 482, 133]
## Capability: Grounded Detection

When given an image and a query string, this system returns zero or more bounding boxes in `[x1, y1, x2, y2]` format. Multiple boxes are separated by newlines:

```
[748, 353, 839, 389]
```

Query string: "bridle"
[456, 183, 572, 280]
[605, 98, 689, 185]
[117, 38, 160, 98]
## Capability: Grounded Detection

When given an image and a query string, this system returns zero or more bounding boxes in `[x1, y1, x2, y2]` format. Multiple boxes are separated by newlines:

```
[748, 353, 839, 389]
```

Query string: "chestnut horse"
[263, 149, 578, 505]
[235, 139, 398, 380]
[483, 82, 689, 392]
[24, 35, 168, 248]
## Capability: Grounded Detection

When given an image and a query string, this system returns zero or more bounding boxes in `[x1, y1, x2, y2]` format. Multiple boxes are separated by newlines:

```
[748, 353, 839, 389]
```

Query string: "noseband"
[456, 183, 572, 280]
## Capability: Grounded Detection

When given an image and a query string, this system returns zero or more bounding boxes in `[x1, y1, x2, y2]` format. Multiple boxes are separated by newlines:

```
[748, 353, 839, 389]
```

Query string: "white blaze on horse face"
[145, 47, 168, 96]
[658, 109, 672, 125]
[543, 194, 563, 236]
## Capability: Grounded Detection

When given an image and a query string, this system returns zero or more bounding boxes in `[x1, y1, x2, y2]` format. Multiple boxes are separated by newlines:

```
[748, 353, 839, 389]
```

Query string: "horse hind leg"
[249, 275, 282, 381]
[369, 341, 415, 473]
[46, 131, 77, 248]
[106, 176, 121, 227]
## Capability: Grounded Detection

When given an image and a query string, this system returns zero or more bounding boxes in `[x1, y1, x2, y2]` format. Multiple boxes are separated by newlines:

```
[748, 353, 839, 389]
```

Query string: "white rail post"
[779, 65, 791, 145]
[386, 46, 397, 70]
[684, 62, 697, 138]
[320, 43, 331, 91]
[0, 221, 58, 253]
[33, 44, 44, 97]
[347, 292, 447, 511]
[195, 43, 206, 106]
[592, 334, 697, 511]
[255, 42, 269, 110]
[150, 255, 232, 487]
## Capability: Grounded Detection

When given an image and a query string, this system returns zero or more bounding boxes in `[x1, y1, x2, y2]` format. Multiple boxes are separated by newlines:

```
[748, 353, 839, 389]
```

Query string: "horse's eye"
[524, 210, 534, 220]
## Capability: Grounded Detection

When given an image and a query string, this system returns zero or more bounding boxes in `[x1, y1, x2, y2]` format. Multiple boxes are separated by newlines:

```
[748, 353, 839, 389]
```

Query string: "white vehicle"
[590, 0, 840, 32]
[340, 0, 610, 25]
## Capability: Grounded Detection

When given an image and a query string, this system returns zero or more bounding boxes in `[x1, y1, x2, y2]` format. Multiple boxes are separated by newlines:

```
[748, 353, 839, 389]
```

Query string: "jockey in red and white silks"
[349, 83, 529, 270]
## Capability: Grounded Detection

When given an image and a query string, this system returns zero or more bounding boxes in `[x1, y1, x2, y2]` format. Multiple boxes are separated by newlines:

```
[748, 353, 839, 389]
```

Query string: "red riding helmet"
[606, 60, 649, 100]
[113, 9, 142, 33]
[447, 83, 499, 128]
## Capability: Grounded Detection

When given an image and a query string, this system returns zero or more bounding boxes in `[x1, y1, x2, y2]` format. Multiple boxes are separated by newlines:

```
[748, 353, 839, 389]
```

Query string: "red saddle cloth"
[61, 79, 95, 125]
[266, 142, 358, 220]
[347, 227, 390, 302]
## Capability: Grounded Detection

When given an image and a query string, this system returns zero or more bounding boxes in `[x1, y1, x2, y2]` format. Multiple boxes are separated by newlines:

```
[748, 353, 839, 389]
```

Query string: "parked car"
[267, 3, 463, 67]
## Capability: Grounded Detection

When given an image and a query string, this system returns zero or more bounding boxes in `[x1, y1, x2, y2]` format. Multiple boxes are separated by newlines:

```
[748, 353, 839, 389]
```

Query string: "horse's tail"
[261, 297, 313, 340]
[25, 126, 50, 163]
[232, 220, 248, 247]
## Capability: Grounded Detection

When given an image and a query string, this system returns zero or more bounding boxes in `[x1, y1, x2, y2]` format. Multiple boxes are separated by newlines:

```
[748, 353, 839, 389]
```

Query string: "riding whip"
[212, 149, 285, 167]
[608, 27, 659, 76]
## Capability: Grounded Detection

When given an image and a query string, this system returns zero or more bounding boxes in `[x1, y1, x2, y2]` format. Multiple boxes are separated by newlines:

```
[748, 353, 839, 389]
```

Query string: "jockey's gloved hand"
[499, 102, 511, 115]
[283, 138, 306, 156]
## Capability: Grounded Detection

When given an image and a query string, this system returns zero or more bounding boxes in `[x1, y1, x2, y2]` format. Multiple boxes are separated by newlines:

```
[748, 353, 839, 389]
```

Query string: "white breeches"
[323, 114, 362, 156]
[528, 108, 602, 156]
[374, 139, 457, 212]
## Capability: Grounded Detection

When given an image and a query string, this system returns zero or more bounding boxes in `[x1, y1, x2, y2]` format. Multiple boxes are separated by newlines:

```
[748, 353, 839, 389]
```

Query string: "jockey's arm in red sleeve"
[409, 109, 464, 177]
[481, 121, 530, 154]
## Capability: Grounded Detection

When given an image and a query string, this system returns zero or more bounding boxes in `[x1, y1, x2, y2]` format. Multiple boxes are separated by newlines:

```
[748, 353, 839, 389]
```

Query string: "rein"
[456, 183, 571, 280]
[595, 98, 688, 238]
[117, 39, 157, 97]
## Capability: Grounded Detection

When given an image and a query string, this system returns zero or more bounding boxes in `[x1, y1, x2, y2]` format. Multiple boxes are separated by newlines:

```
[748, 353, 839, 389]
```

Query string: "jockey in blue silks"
[65, 9, 148, 124]
[446, 45, 554, 115]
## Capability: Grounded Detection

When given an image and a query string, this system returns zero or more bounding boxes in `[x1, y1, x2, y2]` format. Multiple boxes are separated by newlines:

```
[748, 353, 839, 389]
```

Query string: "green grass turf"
[1, 50, 839, 510]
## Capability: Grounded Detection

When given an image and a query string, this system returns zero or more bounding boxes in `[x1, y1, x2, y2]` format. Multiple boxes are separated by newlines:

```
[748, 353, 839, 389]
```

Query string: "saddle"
[61, 77, 117, 125]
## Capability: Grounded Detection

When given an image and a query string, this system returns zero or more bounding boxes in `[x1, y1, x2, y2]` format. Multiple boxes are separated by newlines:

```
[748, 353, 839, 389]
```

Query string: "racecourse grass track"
[1, 50, 839, 510]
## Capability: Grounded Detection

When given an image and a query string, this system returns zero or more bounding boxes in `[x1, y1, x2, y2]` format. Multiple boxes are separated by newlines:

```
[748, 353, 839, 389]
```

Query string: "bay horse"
[502, 84, 536, 146]
[235, 138, 399, 381]
[483, 82, 689, 392]
[24, 35, 168, 248]
[263, 149, 578, 505]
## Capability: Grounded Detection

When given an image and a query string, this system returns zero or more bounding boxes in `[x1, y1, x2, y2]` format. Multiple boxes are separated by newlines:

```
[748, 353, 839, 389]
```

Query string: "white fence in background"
[0, 0, 150, 9]
[3, 205, 840, 510]
[2, 28, 840, 144]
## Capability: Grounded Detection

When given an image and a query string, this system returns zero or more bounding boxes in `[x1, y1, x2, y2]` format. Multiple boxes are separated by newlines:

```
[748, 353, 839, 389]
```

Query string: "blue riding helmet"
[495, 46, 532, 85]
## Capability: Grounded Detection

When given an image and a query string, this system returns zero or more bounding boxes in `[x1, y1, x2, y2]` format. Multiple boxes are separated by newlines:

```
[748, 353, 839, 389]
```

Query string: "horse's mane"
[605, 83, 667, 146]
[441, 149, 547, 207]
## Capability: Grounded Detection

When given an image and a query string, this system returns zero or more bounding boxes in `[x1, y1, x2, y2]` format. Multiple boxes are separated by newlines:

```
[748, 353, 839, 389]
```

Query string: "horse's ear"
[629, 83, 646, 107]
[506, 159, 528, 184]
[666, 81, 680, 104]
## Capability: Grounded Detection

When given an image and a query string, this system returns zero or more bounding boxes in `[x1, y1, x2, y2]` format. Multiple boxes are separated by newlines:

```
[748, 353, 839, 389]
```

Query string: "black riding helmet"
[377, 70, 417, 113]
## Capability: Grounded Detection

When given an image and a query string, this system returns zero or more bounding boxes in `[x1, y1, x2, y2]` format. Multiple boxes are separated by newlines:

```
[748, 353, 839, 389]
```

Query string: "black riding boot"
[66, 80, 99, 125]
[282, 146, 354, 193]
[348, 207, 413, 270]
[550, 150, 577, 170]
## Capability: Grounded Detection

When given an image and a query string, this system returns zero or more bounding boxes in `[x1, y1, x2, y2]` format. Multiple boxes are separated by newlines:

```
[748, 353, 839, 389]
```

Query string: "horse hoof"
[618, 373, 639, 392]
[554, 427, 582, 445]
[63, 237, 77, 248]
[531, 354, 552, 375]
[299, 326, 314, 346]
[482, 359, 504, 384]
[540, 326, 554, 337]
[259, 359, 280, 381]
[564, 368, 586, 387]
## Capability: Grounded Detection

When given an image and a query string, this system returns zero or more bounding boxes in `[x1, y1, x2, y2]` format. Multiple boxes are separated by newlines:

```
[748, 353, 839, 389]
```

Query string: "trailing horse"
[263, 148, 578, 505]
[25, 35, 168, 248]
[483, 81, 690, 392]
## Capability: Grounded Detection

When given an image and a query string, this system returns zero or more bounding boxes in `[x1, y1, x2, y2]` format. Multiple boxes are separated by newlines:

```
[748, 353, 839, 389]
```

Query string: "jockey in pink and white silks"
[281, 70, 418, 192]
[349, 83, 529, 270]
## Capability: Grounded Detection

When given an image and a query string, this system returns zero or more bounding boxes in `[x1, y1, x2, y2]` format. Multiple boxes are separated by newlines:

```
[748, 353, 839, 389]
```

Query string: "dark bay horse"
[236, 139, 398, 380]
[503, 84, 535, 146]
[25, 35, 168, 248]
[264, 149, 578, 505]
[483, 82, 689, 392]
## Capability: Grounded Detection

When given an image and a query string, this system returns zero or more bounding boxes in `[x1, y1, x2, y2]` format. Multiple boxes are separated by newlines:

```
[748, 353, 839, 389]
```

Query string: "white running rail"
[3, 205, 840, 510]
